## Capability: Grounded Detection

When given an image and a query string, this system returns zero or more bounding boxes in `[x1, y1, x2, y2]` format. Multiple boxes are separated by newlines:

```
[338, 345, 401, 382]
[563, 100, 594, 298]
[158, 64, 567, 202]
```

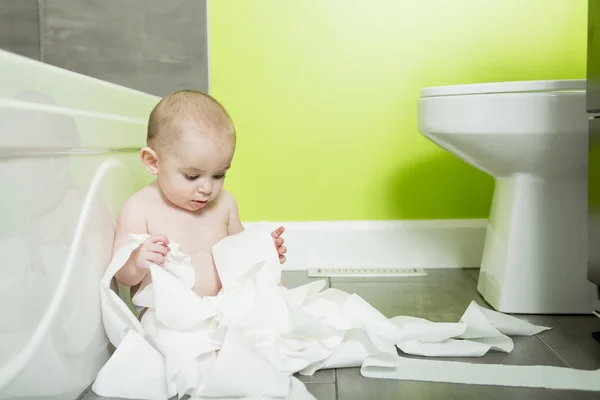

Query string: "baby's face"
[157, 132, 234, 212]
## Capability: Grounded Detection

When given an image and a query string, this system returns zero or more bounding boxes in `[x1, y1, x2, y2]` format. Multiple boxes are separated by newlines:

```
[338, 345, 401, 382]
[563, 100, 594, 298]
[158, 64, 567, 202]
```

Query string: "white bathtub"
[0, 49, 160, 399]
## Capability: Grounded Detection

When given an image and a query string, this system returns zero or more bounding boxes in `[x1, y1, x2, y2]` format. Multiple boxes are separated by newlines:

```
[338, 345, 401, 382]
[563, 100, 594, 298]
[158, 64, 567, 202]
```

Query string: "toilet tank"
[0, 49, 159, 399]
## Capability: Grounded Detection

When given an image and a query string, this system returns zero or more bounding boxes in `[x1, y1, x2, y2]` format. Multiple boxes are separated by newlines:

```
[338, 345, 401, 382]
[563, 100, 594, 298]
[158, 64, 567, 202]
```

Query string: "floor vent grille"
[307, 267, 428, 278]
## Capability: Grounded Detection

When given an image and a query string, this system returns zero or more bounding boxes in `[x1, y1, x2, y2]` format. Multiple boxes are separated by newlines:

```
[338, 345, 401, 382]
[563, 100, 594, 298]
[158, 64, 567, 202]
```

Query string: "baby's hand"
[134, 234, 170, 272]
[271, 226, 287, 264]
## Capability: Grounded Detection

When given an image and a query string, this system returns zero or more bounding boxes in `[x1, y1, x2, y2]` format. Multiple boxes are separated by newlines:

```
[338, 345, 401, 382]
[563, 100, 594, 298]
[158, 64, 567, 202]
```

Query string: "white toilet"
[418, 79, 600, 314]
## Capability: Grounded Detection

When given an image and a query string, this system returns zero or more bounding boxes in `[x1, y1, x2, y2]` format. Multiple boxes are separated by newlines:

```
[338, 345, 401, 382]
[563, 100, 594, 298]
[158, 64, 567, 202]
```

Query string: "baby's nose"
[197, 180, 212, 194]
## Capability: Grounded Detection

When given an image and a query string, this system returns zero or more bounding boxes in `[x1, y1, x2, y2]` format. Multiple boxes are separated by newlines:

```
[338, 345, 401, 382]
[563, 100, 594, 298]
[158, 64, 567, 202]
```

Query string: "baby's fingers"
[147, 234, 170, 246]
[148, 252, 166, 266]
[278, 245, 287, 255]
[271, 226, 285, 238]
[148, 243, 169, 256]
[274, 237, 284, 247]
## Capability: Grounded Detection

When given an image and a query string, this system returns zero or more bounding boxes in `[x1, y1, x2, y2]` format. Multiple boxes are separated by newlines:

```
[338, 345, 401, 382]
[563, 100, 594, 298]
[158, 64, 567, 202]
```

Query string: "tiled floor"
[82, 269, 600, 400]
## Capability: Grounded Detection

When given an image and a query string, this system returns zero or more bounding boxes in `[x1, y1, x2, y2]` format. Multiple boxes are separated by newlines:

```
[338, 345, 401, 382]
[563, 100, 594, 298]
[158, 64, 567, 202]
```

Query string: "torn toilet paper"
[93, 222, 600, 399]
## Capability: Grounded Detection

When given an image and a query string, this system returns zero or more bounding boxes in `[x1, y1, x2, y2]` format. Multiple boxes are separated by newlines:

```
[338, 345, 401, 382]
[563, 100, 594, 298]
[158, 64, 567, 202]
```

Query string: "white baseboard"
[243, 219, 487, 271]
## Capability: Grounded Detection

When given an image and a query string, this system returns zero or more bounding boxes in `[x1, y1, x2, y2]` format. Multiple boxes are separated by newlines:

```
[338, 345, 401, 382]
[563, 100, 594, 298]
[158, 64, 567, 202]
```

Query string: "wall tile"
[42, 0, 209, 97]
[139, 0, 209, 95]
[42, 0, 143, 90]
[0, 0, 41, 60]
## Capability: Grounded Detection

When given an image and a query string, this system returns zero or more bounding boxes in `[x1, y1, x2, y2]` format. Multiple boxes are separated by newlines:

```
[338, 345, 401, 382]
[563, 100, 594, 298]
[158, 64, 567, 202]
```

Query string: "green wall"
[209, 0, 587, 221]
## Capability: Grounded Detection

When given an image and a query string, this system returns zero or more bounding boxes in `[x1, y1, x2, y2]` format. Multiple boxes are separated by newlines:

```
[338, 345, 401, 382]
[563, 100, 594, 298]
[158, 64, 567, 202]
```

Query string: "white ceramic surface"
[0, 49, 159, 399]
[418, 79, 600, 314]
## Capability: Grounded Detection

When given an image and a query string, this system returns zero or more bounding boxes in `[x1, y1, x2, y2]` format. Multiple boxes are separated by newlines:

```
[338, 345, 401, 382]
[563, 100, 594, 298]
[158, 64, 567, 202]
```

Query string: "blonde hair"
[147, 90, 235, 152]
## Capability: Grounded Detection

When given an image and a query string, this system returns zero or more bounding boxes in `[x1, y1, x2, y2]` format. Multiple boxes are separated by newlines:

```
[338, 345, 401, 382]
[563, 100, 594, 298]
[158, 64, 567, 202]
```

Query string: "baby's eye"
[213, 174, 225, 179]
[184, 174, 199, 181]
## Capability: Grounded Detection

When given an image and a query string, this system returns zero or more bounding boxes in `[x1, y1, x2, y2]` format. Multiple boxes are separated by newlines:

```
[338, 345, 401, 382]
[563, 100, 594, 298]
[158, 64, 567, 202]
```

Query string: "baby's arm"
[226, 192, 245, 236]
[113, 198, 169, 287]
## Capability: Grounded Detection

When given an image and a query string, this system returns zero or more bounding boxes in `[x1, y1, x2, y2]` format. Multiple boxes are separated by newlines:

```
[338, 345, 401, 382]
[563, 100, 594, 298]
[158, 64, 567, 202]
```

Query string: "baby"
[112, 90, 287, 302]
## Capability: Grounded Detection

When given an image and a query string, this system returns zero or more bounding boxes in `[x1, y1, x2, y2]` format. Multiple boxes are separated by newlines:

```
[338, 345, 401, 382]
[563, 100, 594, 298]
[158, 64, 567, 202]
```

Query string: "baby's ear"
[140, 147, 159, 175]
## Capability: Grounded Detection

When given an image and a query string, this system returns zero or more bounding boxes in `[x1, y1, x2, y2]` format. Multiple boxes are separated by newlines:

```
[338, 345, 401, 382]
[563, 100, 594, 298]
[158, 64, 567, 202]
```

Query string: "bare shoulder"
[218, 189, 239, 211]
[113, 185, 157, 252]
[218, 189, 244, 235]
[118, 186, 156, 225]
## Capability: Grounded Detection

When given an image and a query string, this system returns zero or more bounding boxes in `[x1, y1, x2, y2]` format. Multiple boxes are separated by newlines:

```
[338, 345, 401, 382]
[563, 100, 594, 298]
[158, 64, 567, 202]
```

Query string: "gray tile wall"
[0, 0, 41, 60]
[0, 0, 209, 97]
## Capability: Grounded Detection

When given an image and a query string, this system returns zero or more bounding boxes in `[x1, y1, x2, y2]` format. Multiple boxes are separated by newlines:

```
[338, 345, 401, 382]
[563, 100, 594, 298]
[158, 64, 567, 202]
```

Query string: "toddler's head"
[141, 90, 236, 211]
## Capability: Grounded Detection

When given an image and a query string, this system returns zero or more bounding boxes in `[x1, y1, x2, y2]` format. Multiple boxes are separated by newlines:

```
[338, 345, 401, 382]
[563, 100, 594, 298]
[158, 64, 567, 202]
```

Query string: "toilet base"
[477, 174, 600, 314]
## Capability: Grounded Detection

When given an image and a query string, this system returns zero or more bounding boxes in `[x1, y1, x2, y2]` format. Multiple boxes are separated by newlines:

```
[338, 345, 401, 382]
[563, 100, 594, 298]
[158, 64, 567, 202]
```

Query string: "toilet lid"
[420, 79, 585, 97]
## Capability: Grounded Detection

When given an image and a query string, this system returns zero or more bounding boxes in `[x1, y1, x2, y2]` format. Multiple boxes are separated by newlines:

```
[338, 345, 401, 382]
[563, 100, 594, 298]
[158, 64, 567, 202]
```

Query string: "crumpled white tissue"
[93, 222, 592, 399]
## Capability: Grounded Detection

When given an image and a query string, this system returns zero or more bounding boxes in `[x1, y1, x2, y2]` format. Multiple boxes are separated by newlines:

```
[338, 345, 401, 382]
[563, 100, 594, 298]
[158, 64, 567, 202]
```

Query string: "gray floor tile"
[83, 383, 337, 400]
[334, 269, 599, 399]
[465, 267, 480, 282]
[296, 369, 336, 384]
[304, 383, 336, 400]
[81, 390, 115, 400]
[83, 392, 184, 400]
[522, 314, 600, 370]
[336, 367, 599, 400]
[330, 269, 489, 321]
[336, 333, 596, 399]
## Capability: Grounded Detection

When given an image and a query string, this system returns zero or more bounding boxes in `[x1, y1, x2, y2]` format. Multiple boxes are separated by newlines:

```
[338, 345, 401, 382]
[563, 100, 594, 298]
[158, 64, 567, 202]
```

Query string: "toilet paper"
[93, 222, 599, 399]
[361, 353, 600, 391]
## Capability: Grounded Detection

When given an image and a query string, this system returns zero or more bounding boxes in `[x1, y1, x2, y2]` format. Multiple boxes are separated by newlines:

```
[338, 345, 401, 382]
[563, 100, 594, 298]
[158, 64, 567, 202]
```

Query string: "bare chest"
[146, 205, 229, 258]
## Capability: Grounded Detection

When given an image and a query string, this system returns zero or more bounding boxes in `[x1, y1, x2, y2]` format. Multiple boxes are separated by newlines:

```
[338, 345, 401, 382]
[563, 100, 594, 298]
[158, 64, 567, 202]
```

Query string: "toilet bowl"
[418, 79, 600, 314]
